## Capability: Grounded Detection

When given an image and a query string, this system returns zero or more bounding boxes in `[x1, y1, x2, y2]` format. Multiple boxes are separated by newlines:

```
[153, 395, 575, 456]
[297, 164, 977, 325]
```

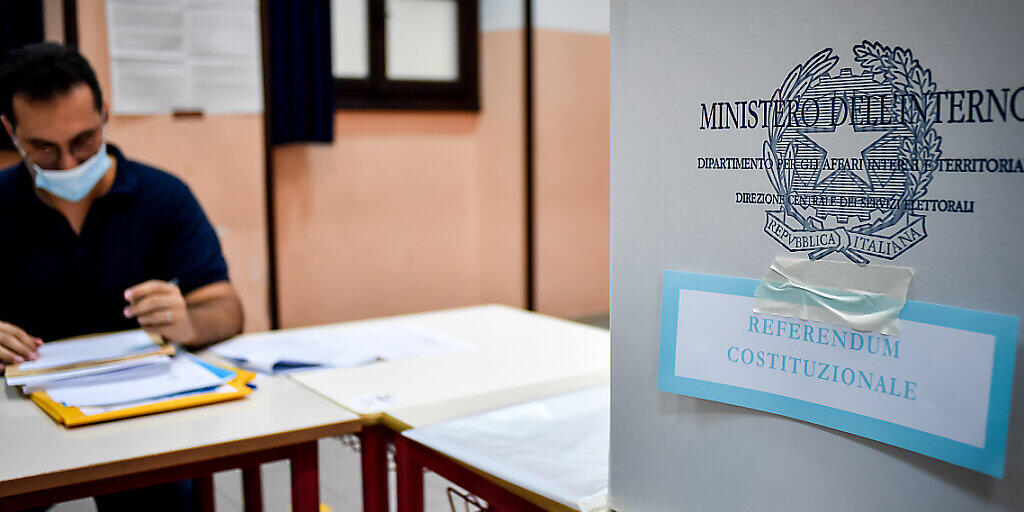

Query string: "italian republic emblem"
[762, 41, 942, 264]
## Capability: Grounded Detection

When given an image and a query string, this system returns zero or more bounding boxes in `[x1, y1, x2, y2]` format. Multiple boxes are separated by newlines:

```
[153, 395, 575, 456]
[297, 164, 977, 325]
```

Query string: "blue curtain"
[267, 0, 335, 145]
[0, 0, 44, 150]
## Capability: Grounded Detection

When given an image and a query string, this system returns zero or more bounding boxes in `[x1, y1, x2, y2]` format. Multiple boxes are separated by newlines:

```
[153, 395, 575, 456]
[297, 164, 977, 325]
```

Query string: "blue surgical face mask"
[12, 137, 112, 202]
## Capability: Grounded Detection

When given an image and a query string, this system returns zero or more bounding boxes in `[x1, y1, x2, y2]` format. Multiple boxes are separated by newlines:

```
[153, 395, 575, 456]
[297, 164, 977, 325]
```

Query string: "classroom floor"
[49, 313, 609, 512]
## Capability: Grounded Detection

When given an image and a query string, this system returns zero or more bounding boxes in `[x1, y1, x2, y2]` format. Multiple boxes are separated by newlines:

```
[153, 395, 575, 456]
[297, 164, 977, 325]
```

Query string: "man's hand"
[124, 280, 243, 347]
[0, 321, 43, 370]
[124, 280, 198, 344]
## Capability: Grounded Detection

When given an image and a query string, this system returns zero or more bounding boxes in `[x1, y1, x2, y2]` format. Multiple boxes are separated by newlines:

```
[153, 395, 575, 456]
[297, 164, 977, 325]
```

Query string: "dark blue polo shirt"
[0, 145, 230, 342]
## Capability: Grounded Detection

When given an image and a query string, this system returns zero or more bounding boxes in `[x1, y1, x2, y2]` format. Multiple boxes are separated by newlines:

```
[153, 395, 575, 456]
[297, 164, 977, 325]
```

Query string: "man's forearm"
[183, 294, 244, 347]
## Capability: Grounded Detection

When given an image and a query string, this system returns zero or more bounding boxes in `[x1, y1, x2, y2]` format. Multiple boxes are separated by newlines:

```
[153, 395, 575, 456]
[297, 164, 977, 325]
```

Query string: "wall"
[532, 1, 609, 318]
[610, 1, 1024, 511]
[274, 0, 611, 327]
[273, 9, 526, 327]
[77, 1, 270, 332]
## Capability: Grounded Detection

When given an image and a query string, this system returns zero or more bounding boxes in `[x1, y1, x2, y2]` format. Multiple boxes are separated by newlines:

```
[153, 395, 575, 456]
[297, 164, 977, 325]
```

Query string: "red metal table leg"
[242, 464, 264, 512]
[360, 425, 391, 512]
[395, 436, 424, 512]
[396, 435, 548, 512]
[290, 441, 320, 512]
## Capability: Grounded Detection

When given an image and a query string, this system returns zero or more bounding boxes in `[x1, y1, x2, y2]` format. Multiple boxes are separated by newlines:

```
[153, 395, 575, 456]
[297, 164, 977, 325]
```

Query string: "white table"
[0, 372, 360, 511]
[290, 304, 610, 512]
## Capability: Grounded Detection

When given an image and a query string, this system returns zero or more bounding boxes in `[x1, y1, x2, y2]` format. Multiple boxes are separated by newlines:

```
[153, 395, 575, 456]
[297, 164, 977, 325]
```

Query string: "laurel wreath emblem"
[763, 48, 838, 231]
[851, 41, 942, 234]
[763, 41, 941, 245]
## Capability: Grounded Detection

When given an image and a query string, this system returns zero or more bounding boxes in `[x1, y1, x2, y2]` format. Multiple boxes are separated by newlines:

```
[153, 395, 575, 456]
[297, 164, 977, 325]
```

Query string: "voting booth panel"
[610, 1, 1024, 511]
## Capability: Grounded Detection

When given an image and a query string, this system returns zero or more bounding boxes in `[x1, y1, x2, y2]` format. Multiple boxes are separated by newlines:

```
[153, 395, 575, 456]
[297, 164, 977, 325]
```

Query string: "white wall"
[482, 0, 610, 33]
[480, 0, 522, 31]
[534, 0, 608, 34]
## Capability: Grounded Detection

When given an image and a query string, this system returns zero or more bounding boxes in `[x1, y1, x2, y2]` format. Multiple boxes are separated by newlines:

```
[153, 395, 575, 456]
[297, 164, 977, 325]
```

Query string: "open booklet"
[211, 322, 475, 374]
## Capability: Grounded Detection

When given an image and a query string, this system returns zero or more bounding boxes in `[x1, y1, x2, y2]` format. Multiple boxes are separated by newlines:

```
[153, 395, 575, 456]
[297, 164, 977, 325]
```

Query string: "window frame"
[333, 0, 479, 111]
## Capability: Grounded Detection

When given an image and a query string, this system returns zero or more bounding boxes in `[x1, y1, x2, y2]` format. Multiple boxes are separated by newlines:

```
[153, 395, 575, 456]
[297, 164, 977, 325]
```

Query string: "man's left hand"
[124, 280, 197, 344]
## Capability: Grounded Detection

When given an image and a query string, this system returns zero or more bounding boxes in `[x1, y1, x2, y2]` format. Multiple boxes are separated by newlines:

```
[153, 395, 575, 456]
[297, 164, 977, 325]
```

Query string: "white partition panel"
[610, 1, 1024, 511]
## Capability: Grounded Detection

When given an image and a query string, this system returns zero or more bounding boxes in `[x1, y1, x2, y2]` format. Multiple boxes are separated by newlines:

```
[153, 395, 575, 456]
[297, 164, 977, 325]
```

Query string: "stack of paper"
[5, 330, 174, 388]
[211, 322, 474, 374]
[43, 355, 235, 408]
[16, 354, 171, 393]
[3, 330, 255, 427]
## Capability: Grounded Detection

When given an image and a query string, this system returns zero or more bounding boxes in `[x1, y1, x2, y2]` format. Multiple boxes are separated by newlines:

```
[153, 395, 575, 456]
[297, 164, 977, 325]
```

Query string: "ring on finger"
[166, 310, 172, 323]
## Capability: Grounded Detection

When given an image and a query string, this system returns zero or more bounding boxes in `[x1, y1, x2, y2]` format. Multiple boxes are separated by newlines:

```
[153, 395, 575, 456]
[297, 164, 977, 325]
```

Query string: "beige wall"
[476, 31, 527, 309]
[533, 30, 610, 318]
[272, 26, 610, 327]
[274, 31, 527, 327]
[77, 1, 271, 331]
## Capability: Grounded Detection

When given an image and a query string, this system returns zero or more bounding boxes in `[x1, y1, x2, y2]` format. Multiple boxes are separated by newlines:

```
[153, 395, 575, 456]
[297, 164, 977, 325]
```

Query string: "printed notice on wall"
[658, 270, 1017, 477]
[106, 0, 263, 115]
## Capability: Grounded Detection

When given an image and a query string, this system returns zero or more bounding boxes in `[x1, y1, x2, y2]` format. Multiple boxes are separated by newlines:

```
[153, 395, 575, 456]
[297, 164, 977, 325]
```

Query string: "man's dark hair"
[0, 42, 103, 127]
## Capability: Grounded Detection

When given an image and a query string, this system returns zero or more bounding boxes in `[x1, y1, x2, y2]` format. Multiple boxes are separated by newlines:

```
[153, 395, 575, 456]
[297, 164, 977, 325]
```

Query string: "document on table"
[76, 384, 237, 416]
[16, 330, 162, 371]
[9, 354, 171, 389]
[45, 355, 233, 407]
[212, 322, 475, 374]
[369, 324, 475, 360]
[213, 332, 379, 374]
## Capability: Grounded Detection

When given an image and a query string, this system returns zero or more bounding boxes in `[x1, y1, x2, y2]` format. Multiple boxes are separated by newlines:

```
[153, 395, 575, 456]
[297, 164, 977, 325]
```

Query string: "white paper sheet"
[106, 0, 263, 114]
[675, 288, 995, 449]
[21, 356, 171, 393]
[9, 354, 170, 389]
[45, 355, 232, 407]
[76, 384, 237, 416]
[403, 386, 610, 512]
[212, 322, 474, 374]
[17, 330, 160, 371]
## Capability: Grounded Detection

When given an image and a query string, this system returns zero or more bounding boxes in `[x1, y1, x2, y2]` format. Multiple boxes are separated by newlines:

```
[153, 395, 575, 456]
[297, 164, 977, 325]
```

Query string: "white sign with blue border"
[659, 270, 1018, 477]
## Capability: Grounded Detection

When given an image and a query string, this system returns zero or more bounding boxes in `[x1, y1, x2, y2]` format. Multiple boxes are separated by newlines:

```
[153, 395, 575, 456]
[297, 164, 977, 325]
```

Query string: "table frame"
[0, 441, 321, 512]
[393, 435, 548, 512]
[356, 421, 556, 512]
[360, 424, 395, 512]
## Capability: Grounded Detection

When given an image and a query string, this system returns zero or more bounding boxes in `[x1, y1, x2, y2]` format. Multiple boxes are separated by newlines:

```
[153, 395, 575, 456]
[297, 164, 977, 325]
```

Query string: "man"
[0, 43, 243, 509]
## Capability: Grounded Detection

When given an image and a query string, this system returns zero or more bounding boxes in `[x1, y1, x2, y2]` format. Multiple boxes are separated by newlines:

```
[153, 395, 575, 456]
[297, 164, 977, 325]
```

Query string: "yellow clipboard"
[29, 364, 256, 427]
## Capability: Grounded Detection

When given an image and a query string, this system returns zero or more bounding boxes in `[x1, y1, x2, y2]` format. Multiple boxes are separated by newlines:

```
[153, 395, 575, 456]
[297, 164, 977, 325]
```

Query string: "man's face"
[2, 83, 105, 171]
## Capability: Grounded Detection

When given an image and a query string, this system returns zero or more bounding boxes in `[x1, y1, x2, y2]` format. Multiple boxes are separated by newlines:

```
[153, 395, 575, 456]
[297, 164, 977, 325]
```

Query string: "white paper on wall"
[106, 0, 263, 115]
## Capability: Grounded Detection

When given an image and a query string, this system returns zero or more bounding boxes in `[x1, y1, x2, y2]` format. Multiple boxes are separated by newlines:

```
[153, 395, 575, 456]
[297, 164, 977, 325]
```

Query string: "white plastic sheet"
[402, 385, 609, 512]
[753, 256, 912, 334]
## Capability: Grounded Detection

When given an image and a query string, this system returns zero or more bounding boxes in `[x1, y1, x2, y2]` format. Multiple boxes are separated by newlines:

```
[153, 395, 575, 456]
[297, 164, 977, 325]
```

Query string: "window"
[330, 0, 479, 110]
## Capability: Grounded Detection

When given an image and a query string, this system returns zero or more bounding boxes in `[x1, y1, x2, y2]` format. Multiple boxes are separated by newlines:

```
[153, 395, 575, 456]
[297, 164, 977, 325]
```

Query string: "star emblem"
[802, 123, 888, 191]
